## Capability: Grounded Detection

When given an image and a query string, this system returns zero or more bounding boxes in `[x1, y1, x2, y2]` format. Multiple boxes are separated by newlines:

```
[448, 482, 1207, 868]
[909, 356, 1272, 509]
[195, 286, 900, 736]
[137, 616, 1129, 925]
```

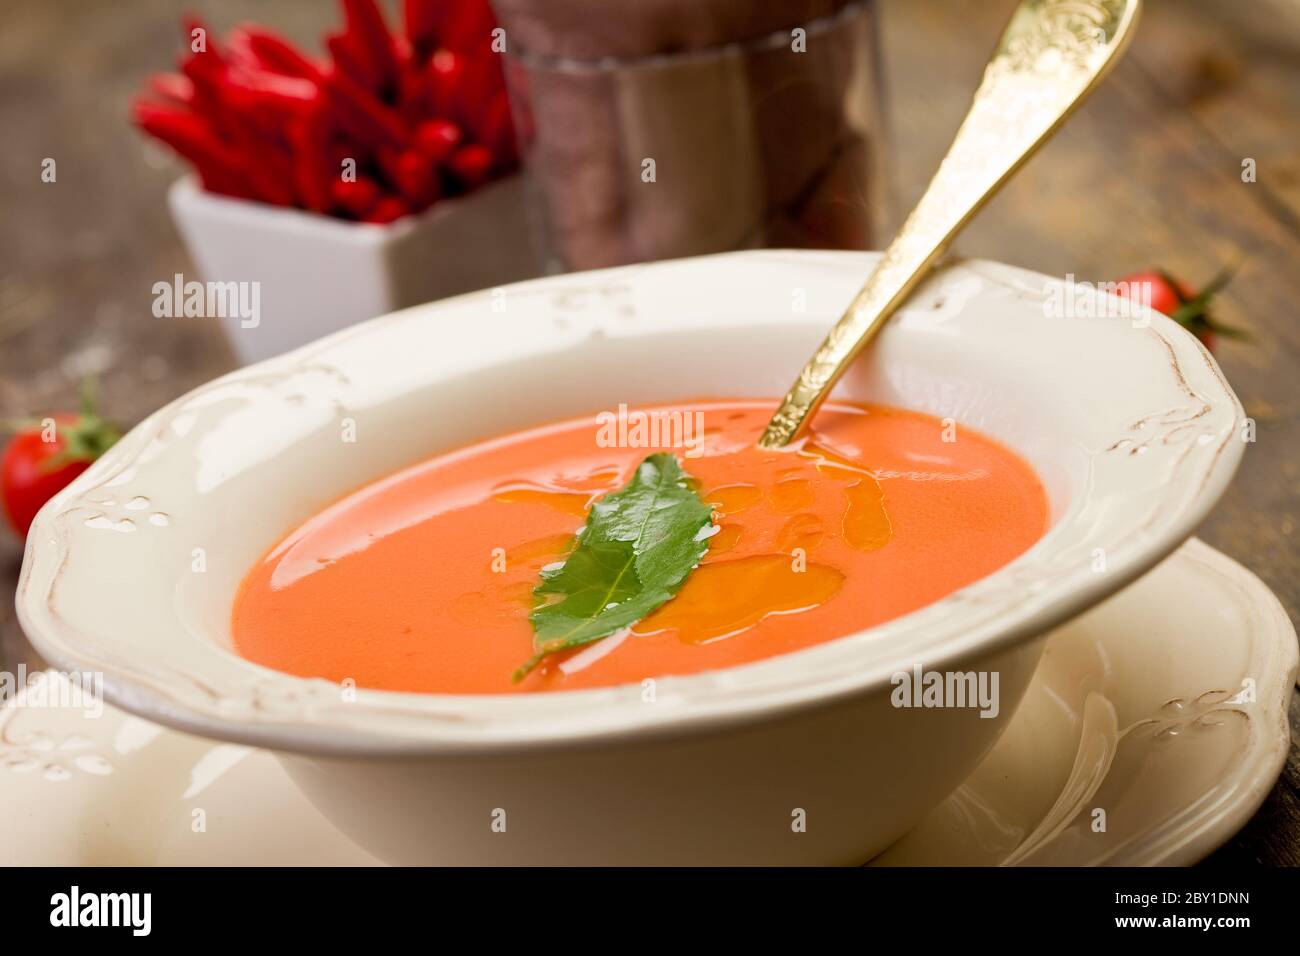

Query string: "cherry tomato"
[2, 409, 120, 538]
[1114, 271, 1191, 317]
[1113, 267, 1242, 353]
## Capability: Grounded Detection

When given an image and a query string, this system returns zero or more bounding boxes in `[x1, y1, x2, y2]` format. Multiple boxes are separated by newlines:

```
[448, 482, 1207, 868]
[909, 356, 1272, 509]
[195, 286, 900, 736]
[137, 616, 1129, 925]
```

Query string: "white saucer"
[2, 539, 1294, 866]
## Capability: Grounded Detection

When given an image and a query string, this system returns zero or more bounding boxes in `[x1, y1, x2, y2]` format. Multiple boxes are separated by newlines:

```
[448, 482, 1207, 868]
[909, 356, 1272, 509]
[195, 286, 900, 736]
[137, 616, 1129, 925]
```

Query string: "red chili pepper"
[396, 60, 428, 123]
[331, 176, 381, 217]
[251, 144, 299, 207]
[177, 53, 223, 116]
[198, 73, 300, 206]
[341, 0, 401, 93]
[480, 92, 518, 168]
[374, 144, 403, 187]
[224, 72, 318, 134]
[137, 1, 516, 223]
[402, 0, 446, 58]
[426, 48, 464, 119]
[149, 73, 195, 106]
[392, 34, 414, 66]
[365, 196, 409, 224]
[233, 26, 322, 80]
[392, 149, 440, 208]
[454, 51, 499, 130]
[131, 100, 252, 198]
[288, 107, 335, 212]
[438, 0, 497, 55]
[216, 109, 296, 205]
[327, 32, 384, 93]
[178, 48, 250, 151]
[447, 144, 492, 190]
[223, 31, 262, 73]
[323, 68, 408, 147]
[413, 118, 462, 161]
[131, 102, 228, 163]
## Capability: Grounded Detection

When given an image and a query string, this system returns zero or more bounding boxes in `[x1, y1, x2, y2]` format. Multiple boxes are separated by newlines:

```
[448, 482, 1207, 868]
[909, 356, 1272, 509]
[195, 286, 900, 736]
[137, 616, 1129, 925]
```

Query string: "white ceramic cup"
[168, 175, 540, 365]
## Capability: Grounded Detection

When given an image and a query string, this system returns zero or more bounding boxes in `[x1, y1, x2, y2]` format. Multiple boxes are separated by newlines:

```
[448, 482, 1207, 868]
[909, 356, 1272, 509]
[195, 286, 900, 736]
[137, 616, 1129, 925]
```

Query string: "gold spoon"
[759, 0, 1141, 449]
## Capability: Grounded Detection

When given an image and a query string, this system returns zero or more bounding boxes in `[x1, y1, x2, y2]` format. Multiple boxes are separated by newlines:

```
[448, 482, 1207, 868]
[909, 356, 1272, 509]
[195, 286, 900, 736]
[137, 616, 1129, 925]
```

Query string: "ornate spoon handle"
[759, 0, 1141, 449]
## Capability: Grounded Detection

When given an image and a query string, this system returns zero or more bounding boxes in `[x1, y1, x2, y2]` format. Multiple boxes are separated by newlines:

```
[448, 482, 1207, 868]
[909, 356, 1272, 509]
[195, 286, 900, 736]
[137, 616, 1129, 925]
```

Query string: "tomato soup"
[232, 400, 1049, 693]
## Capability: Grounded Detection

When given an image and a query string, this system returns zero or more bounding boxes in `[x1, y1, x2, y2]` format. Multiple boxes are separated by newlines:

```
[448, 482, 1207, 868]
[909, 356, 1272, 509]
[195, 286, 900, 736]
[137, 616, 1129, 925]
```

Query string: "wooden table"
[1, 0, 1297, 864]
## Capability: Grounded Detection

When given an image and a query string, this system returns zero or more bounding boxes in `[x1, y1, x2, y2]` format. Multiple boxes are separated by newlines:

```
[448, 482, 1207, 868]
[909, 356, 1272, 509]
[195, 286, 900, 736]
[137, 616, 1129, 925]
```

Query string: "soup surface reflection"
[232, 400, 1050, 693]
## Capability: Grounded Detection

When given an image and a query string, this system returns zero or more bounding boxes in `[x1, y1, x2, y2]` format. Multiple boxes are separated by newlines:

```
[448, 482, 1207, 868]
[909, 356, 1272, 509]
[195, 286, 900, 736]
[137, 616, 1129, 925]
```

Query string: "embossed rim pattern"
[15, 251, 1247, 757]
[871, 538, 1298, 866]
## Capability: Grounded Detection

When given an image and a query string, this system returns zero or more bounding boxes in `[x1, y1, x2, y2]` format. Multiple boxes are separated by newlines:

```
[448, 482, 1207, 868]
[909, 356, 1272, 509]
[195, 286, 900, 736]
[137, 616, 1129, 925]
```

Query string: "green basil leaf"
[514, 453, 714, 681]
